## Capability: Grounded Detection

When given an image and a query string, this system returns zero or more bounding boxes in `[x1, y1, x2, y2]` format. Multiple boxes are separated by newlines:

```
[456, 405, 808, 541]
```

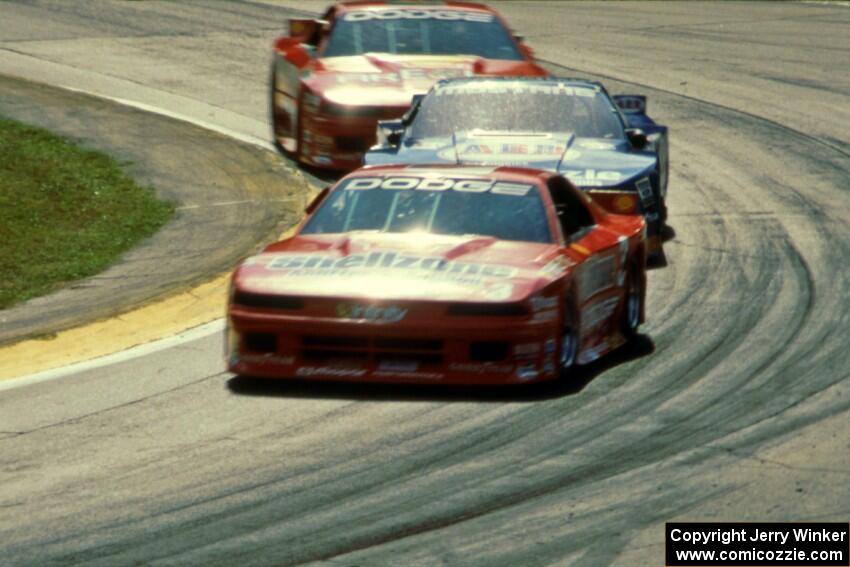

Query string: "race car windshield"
[322, 11, 522, 60]
[411, 84, 626, 139]
[302, 180, 551, 243]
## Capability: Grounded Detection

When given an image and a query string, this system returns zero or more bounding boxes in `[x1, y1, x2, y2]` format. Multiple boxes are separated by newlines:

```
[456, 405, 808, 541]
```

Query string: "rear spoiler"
[613, 95, 647, 115]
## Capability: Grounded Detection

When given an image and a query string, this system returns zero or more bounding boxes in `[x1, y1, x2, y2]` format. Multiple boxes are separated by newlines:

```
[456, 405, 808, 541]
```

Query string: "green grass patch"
[0, 116, 174, 309]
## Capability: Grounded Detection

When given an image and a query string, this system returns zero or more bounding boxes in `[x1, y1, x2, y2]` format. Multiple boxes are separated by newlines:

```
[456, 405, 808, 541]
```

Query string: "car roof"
[340, 164, 555, 187]
[432, 76, 605, 91]
[335, 1, 496, 14]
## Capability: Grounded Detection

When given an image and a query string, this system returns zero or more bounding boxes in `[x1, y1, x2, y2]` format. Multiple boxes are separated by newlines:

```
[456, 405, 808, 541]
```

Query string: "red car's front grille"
[300, 335, 443, 366]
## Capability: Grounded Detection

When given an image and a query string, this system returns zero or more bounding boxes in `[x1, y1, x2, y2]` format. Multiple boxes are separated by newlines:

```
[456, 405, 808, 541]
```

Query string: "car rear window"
[302, 175, 552, 243]
[323, 10, 522, 60]
[411, 82, 626, 139]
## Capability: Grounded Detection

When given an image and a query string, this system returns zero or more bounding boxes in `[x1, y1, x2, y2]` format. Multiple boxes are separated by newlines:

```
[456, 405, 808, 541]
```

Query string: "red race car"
[227, 165, 648, 385]
[271, 1, 547, 170]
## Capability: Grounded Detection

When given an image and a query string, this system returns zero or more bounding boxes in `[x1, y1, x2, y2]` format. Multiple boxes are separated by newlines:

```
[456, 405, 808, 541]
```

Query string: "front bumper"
[226, 308, 561, 385]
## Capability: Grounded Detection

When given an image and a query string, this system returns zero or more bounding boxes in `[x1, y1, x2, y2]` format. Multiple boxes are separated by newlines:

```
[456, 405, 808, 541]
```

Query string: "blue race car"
[364, 77, 669, 256]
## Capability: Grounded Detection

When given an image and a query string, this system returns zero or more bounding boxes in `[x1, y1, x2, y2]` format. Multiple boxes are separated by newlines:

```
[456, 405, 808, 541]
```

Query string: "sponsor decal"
[377, 359, 419, 373]
[539, 255, 573, 276]
[561, 169, 623, 187]
[544, 338, 557, 355]
[373, 370, 443, 380]
[483, 282, 513, 301]
[578, 255, 616, 300]
[635, 177, 654, 205]
[296, 366, 366, 377]
[439, 142, 566, 165]
[617, 236, 629, 286]
[449, 362, 513, 374]
[335, 68, 472, 84]
[336, 303, 407, 322]
[341, 176, 533, 196]
[343, 9, 494, 23]
[269, 252, 517, 279]
[239, 354, 295, 366]
[437, 82, 597, 97]
[582, 296, 620, 330]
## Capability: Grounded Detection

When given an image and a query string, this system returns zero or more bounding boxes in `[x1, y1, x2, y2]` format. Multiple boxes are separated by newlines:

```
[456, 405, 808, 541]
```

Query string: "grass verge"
[0, 116, 174, 309]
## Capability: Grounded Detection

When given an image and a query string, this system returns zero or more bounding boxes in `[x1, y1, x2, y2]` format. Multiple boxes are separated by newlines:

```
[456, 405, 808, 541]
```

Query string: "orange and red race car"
[271, 1, 547, 170]
[227, 165, 648, 385]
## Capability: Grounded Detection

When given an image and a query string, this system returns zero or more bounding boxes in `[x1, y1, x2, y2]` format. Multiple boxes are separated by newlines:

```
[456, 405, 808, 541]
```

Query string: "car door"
[549, 176, 625, 361]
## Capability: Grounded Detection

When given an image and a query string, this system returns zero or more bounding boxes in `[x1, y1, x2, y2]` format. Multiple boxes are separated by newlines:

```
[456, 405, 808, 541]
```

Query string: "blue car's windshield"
[411, 82, 626, 139]
[323, 9, 522, 60]
[302, 175, 551, 243]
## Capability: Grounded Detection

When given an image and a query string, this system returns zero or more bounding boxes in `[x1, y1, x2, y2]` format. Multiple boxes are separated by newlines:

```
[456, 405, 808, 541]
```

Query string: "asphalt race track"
[0, 2, 848, 565]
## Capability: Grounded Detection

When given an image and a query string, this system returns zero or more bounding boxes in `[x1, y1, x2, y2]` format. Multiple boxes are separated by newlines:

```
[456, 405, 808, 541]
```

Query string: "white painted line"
[0, 319, 226, 393]
[59, 86, 277, 152]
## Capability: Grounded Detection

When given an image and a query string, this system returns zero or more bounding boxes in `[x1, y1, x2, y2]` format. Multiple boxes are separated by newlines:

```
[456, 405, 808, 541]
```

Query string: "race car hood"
[304, 55, 544, 108]
[366, 130, 658, 188]
[233, 232, 567, 304]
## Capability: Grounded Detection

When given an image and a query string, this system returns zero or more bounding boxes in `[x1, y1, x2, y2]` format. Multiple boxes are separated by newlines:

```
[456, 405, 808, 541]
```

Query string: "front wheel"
[622, 264, 643, 339]
[559, 300, 580, 377]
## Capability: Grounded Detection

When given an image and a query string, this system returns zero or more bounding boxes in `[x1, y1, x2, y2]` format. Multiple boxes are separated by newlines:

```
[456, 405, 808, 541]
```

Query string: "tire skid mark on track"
[540, 58, 850, 160]
[257, 68, 849, 567]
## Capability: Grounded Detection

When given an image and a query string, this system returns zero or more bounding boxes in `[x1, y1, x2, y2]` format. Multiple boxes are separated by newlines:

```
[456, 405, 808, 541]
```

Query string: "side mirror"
[513, 34, 534, 59]
[377, 120, 404, 148]
[625, 128, 648, 150]
[305, 186, 330, 214]
[402, 94, 425, 123]
[288, 18, 324, 46]
[275, 37, 312, 68]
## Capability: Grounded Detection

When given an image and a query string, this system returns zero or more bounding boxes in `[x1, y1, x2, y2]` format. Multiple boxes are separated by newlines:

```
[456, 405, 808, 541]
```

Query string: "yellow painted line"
[0, 225, 303, 382]
[0, 274, 230, 381]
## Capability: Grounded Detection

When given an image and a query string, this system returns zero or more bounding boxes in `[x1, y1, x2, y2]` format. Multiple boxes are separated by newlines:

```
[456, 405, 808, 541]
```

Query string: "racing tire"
[658, 195, 668, 224]
[622, 263, 642, 339]
[269, 65, 280, 142]
[269, 64, 301, 159]
[657, 136, 669, 224]
[559, 298, 580, 378]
